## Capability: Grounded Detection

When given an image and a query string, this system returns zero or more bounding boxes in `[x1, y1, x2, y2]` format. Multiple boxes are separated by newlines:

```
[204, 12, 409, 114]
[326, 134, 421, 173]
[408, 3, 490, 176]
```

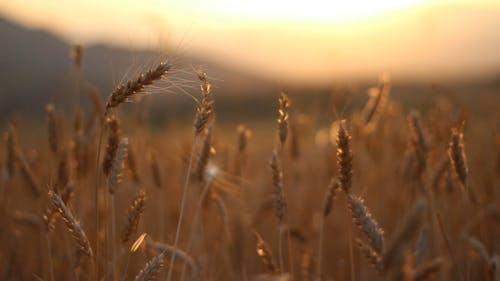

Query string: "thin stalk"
[278, 223, 285, 273]
[94, 120, 105, 281]
[46, 234, 55, 281]
[285, 221, 294, 278]
[111, 194, 117, 281]
[349, 224, 356, 281]
[160, 187, 165, 242]
[317, 216, 325, 278]
[165, 136, 199, 281]
[179, 178, 212, 281]
[423, 166, 465, 281]
[119, 248, 132, 281]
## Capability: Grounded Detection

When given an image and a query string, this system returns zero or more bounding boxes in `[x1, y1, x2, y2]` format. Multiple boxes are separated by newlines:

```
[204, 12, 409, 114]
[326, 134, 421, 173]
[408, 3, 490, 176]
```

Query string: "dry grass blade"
[131, 233, 147, 252]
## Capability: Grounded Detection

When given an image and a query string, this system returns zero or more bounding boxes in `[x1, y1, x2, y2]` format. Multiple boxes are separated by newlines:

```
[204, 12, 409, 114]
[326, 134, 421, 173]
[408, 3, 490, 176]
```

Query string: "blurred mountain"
[0, 16, 499, 123]
[0, 16, 277, 120]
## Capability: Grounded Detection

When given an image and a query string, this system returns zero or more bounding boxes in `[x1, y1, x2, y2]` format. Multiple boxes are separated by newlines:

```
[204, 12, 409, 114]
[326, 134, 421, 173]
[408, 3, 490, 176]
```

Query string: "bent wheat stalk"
[166, 68, 213, 281]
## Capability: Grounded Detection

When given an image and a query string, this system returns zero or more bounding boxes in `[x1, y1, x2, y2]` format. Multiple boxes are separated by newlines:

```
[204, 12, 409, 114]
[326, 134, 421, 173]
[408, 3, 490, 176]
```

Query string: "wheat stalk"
[46, 104, 59, 155]
[194, 125, 213, 181]
[103, 115, 120, 177]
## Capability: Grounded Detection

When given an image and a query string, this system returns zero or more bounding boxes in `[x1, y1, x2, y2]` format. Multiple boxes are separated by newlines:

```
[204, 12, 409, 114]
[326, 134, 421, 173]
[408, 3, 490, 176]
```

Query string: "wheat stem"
[165, 136, 199, 281]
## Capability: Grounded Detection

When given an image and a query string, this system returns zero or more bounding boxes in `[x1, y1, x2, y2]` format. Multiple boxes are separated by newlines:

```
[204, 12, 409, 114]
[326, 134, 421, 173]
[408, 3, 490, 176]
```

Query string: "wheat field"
[0, 47, 498, 281]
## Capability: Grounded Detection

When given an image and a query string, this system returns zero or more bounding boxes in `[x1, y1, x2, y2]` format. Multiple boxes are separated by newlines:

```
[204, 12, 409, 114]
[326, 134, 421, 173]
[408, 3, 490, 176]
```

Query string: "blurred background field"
[0, 1, 499, 281]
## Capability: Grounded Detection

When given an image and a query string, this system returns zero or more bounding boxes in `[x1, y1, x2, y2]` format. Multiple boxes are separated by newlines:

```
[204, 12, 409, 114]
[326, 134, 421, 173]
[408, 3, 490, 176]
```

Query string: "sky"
[1, 0, 500, 84]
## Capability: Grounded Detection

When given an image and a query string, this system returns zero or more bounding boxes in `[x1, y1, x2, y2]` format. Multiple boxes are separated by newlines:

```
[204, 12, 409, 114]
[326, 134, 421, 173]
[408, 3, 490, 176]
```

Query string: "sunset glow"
[185, 0, 426, 22]
[1, 0, 499, 83]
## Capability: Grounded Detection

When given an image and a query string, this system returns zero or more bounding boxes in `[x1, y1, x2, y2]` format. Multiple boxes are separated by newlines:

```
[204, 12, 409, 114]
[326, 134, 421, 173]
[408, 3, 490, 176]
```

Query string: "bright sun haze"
[1, 0, 499, 84]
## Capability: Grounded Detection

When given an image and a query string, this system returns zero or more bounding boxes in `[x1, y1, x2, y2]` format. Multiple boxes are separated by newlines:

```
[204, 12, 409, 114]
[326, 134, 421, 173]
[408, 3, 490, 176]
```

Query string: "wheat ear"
[347, 194, 385, 254]
[337, 120, 353, 194]
[122, 190, 146, 243]
[102, 115, 120, 177]
[106, 61, 171, 112]
[49, 190, 93, 257]
[277, 93, 290, 147]
[134, 251, 165, 281]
